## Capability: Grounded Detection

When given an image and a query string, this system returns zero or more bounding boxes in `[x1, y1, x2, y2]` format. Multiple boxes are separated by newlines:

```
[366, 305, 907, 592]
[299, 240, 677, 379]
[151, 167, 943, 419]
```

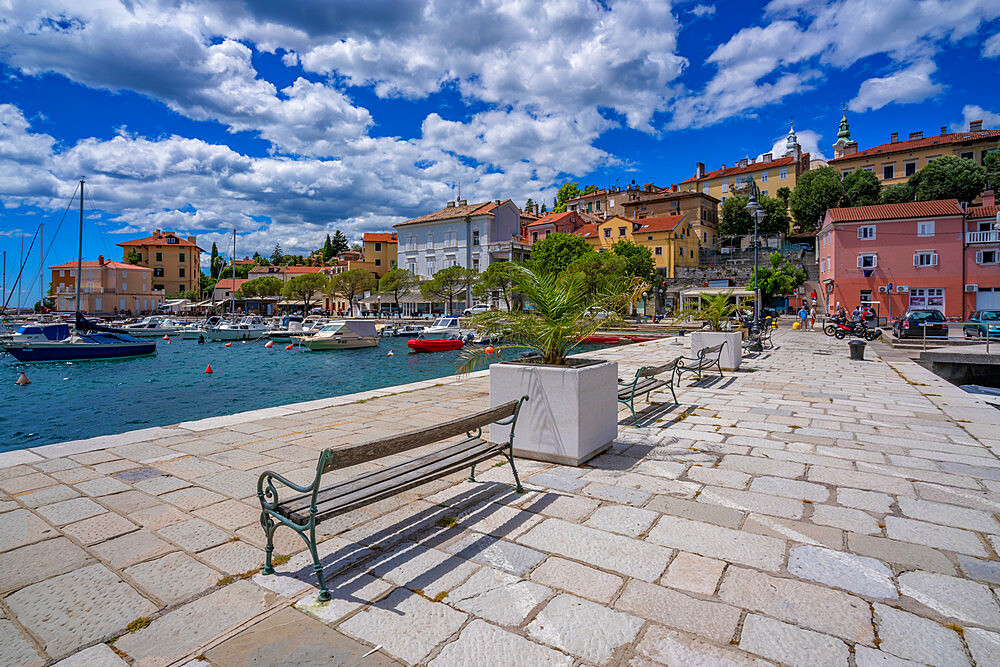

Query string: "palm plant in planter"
[458, 264, 647, 466]
[678, 291, 744, 371]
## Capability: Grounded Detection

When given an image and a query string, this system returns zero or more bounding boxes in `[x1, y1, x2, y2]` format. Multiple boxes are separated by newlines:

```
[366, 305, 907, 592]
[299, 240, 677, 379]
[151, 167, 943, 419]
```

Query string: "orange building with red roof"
[117, 229, 203, 297]
[362, 232, 397, 277]
[50, 255, 161, 315]
[572, 214, 698, 278]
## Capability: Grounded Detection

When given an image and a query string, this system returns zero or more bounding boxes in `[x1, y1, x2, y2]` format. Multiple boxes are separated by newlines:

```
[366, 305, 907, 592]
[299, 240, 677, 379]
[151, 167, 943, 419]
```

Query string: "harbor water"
[1, 337, 612, 450]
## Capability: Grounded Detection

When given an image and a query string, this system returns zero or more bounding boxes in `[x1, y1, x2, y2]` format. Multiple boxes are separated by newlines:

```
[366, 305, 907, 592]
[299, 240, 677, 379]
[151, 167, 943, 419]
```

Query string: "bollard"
[848, 339, 866, 361]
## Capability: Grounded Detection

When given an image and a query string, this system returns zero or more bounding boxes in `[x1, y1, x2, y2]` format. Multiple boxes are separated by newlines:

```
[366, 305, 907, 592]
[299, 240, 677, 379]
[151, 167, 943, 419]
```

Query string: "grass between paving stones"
[104, 640, 129, 659]
[126, 617, 152, 633]
[217, 567, 262, 587]
[434, 516, 458, 528]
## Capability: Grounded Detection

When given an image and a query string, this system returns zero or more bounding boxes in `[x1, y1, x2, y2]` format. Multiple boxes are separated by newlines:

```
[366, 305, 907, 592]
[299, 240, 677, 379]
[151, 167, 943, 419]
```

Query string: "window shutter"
[913, 254, 919, 267]
[931, 253, 938, 267]
[857, 227, 863, 239]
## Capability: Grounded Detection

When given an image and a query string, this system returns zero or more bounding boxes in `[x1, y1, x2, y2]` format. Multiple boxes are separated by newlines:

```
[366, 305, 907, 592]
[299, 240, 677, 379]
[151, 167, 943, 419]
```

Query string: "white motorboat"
[204, 316, 268, 341]
[420, 317, 463, 339]
[123, 315, 185, 337]
[382, 324, 425, 337]
[300, 320, 379, 350]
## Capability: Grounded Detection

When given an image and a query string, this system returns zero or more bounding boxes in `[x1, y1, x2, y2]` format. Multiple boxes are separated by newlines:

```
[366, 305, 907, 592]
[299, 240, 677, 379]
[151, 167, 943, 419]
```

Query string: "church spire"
[784, 116, 800, 157]
[836, 104, 851, 144]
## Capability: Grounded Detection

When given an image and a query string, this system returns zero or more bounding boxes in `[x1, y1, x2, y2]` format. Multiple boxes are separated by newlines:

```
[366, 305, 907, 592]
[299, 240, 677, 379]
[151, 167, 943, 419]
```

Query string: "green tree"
[124, 248, 142, 265]
[218, 264, 251, 280]
[841, 167, 882, 207]
[178, 289, 200, 300]
[378, 267, 419, 313]
[530, 232, 593, 274]
[789, 167, 846, 232]
[330, 230, 349, 256]
[881, 182, 915, 204]
[201, 272, 216, 298]
[553, 181, 583, 212]
[237, 276, 282, 300]
[984, 150, 1000, 189]
[420, 265, 468, 315]
[910, 155, 987, 203]
[524, 197, 535, 213]
[775, 186, 791, 205]
[322, 234, 334, 261]
[329, 268, 375, 315]
[270, 243, 283, 265]
[474, 261, 521, 311]
[563, 251, 627, 298]
[282, 272, 327, 312]
[719, 193, 753, 236]
[209, 242, 221, 279]
[583, 184, 598, 195]
[748, 251, 807, 302]
[759, 195, 792, 235]
[611, 240, 656, 285]
[252, 251, 269, 266]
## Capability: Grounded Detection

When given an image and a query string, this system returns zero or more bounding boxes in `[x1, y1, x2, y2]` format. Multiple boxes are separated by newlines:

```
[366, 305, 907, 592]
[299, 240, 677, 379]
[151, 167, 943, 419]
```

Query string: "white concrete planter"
[489, 358, 618, 466]
[690, 330, 742, 371]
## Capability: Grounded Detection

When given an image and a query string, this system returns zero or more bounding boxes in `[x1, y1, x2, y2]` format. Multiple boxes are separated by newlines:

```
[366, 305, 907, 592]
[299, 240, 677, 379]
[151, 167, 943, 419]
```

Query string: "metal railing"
[967, 230, 1000, 244]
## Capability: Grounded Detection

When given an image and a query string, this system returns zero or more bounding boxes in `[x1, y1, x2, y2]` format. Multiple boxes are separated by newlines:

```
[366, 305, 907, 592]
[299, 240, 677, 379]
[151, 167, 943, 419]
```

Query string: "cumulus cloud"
[848, 60, 943, 112]
[952, 105, 1000, 132]
[690, 4, 716, 17]
[756, 127, 828, 163]
[984, 32, 1000, 57]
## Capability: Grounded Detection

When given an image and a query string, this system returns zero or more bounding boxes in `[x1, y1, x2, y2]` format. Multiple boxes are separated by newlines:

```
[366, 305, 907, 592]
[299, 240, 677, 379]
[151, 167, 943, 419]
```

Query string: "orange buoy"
[485, 346, 495, 354]
[15, 372, 31, 385]
[285, 344, 294, 350]
[162, 334, 170, 340]
[224, 342, 232, 347]
[265, 340, 274, 348]
[165, 339, 172, 344]
[205, 364, 213, 374]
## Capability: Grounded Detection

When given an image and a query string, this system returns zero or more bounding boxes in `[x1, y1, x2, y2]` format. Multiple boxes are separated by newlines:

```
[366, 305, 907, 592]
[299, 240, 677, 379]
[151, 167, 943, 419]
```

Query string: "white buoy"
[15, 372, 31, 385]
[387, 350, 395, 356]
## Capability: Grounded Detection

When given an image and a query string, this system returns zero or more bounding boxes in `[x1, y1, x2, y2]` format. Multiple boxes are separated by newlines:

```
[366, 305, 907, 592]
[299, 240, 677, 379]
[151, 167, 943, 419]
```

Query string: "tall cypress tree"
[210, 242, 220, 279]
[323, 234, 334, 261]
[331, 230, 349, 256]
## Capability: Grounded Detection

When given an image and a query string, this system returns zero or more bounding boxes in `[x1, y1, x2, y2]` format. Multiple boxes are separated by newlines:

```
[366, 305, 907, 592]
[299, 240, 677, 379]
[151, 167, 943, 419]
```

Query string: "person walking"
[809, 305, 817, 330]
[797, 305, 809, 331]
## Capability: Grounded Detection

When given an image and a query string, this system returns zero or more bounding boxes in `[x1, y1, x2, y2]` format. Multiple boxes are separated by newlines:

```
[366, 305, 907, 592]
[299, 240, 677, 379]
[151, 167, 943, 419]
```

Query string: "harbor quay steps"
[1, 332, 1000, 665]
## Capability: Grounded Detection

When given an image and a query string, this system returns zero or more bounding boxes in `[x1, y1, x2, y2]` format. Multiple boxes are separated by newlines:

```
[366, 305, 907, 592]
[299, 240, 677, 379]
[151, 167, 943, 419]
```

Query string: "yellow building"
[830, 116, 1000, 186]
[573, 215, 698, 278]
[50, 255, 162, 315]
[680, 124, 811, 214]
[117, 229, 203, 296]
[362, 232, 398, 277]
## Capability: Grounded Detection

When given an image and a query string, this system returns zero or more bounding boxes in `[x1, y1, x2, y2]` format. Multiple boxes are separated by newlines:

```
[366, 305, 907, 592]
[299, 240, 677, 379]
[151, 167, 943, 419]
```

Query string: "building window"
[860, 289, 872, 306]
[882, 165, 894, 180]
[857, 225, 876, 240]
[678, 246, 684, 256]
[926, 155, 939, 163]
[407, 236, 416, 251]
[179, 267, 185, 278]
[586, 202, 592, 212]
[155, 252, 162, 262]
[779, 168, 788, 180]
[910, 287, 944, 311]
[702, 184, 709, 194]
[647, 235, 653, 241]
[603, 228, 611, 238]
[863, 166, 874, 172]
[595, 201, 601, 211]
[374, 242, 382, 252]
[472, 257, 480, 271]
[532, 231, 539, 242]
[721, 196, 727, 202]
[426, 260, 436, 274]
[426, 233, 434, 249]
[961, 151, 974, 161]
[654, 246, 662, 256]
[721, 178, 729, 193]
[121, 270, 128, 278]
[905, 161, 917, 176]
[842, 170, 851, 178]
[976, 249, 999, 265]
[406, 262, 416, 274]
[472, 230, 480, 246]
[608, 198, 615, 208]
[918, 221, 934, 236]
[857, 254, 877, 269]
[153, 267, 165, 277]
[618, 226, 626, 237]
[374, 258, 382, 267]
[913, 251, 938, 267]
[761, 171, 768, 183]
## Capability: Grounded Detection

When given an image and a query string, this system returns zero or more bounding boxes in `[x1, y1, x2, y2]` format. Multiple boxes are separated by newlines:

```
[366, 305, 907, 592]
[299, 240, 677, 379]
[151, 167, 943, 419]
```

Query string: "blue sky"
[1, 0, 999, 306]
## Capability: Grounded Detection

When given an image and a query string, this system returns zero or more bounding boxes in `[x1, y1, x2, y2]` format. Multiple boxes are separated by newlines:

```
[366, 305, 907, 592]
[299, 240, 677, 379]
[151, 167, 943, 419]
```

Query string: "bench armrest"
[257, 468, 321, 512]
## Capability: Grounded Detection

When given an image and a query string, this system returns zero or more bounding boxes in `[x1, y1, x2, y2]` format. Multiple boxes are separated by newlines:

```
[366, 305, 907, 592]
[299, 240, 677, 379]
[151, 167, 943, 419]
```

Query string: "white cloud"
[848, 60, 943, 112]
[984, 32, 1000, 57]
[690, 4, 716, 17]
[952, 105, 1000, 132]
[756, 127, 828, 163]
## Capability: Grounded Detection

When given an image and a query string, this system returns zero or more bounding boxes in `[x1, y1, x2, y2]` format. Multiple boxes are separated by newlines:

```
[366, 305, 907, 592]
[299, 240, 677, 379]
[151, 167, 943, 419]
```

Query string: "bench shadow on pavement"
[265, 475, 559, 614]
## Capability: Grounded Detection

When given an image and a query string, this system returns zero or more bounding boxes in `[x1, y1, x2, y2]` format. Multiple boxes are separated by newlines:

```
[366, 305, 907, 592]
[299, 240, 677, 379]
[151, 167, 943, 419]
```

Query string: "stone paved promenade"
[3, 331, 1000, 665]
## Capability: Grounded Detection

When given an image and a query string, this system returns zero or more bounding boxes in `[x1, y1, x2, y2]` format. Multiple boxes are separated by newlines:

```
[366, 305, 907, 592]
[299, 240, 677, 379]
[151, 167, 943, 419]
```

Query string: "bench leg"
[260, 512, 277, 575]
[668, 381, 677, 405]
[503, 448, 524, 493]
[307, 521, 331, 602]
[468, 464, 476, 483]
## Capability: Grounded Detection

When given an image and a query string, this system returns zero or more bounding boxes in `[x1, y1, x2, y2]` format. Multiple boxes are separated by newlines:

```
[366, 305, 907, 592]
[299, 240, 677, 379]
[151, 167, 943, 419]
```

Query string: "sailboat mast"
[230, 228, 236, 315]
[39, 222, 43, 312]
[17, 235, 23, 314]
[76, 180, 83, 316]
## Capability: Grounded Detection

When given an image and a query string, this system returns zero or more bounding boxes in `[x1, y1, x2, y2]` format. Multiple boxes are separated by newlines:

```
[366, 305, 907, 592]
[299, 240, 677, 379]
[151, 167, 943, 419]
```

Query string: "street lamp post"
[744, 177, 766, 352]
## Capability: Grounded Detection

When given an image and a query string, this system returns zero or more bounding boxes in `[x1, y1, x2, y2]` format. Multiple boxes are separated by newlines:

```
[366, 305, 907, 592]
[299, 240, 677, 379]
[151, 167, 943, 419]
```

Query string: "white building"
[393, 200, 528, 286]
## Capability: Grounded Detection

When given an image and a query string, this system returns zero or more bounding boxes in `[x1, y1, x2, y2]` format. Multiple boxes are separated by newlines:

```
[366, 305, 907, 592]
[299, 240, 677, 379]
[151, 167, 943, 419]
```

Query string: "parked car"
[893, 309, 948, 339]
[963, 310, 1000, 340]
[463, 303, 491, 315]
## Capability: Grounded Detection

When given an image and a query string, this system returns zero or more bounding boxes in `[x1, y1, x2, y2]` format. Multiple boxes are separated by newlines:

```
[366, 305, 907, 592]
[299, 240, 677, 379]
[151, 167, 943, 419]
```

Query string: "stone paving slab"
[6, 332, 1000, 665]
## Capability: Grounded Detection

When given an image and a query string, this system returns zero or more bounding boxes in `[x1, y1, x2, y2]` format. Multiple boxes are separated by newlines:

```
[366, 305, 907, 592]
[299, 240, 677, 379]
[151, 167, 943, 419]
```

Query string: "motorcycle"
[832, 319, 882, 341]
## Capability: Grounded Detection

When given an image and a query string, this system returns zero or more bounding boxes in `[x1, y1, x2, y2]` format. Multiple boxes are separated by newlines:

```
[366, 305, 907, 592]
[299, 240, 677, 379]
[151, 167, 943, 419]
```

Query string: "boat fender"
[162, 335, 170, 340]
[198, 335, 205, 344]
[224, 342, 232, 347]
[205, 364, 213, 374]
[485, 346, 495, 354]
[165, 339, 171, 344]
[15, 372, 30, 386]
[265, 340, 274, 348]
[285, 344, 294, 350]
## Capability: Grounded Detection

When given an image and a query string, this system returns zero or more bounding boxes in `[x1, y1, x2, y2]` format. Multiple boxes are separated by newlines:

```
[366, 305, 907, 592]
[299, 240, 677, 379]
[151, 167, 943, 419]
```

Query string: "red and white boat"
[407, 338, 465, 352]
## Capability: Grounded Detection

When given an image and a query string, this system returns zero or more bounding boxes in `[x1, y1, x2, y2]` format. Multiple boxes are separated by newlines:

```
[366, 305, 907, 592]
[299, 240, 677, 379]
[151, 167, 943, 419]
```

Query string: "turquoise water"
[1, 337, 612, 450]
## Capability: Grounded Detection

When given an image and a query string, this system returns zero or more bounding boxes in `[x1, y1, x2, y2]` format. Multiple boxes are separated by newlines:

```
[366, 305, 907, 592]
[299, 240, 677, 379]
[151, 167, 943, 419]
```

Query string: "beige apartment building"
[117, 230, 203, 296]
[50, 256, 162, 315]
[362, 233, 398, 277]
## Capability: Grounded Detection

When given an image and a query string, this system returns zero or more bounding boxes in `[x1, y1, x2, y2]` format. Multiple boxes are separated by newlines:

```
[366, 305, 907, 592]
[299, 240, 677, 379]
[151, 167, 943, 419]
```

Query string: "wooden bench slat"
[321, 401, 519, 472]
[281, 436, 502, 515]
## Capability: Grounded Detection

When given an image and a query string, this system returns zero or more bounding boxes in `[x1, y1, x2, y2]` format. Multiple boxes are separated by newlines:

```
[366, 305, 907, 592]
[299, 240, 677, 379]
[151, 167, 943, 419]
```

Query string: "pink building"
[818, 197, 1000, 320]
[524, 211, 589, 244]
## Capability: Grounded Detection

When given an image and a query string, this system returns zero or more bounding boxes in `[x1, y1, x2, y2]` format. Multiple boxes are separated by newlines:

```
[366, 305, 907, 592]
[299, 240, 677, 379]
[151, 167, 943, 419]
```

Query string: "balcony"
[967, 230, 1000, 244]
[487, 240, 532, 259]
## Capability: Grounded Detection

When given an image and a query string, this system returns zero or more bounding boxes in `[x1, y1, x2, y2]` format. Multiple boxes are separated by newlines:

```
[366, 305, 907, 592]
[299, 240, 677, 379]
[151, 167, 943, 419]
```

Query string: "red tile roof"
[215, 278, 248, 292]
[363, 233, 397, 243]
[825, 200, 964, 223]
[679, 155, 802, 184]
[635, 215, 686, 233]
[49, 260, 149, 270]
[117, 231, 203, 250]
[571, 223, 602, 239]
[397, 201, 498, 226]
[526, 212, 577, 228]
[282, 266, 326, 274]
[830, 130, 1000, 163]
[968, 205, 1000, 220]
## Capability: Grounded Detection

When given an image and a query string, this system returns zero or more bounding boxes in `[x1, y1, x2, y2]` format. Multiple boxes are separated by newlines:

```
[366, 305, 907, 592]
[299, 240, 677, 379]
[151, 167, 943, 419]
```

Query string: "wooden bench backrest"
[319, 399, 523, 473]
[637, 357, 680, 378]
[699, 342, 725, 356]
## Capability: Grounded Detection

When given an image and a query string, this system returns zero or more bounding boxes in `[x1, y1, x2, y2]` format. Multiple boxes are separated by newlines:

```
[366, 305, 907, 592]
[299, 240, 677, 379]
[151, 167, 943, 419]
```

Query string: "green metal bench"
[257, 397, 528, 602]
[617, 358, 682, 426]
[678, 342, 727, 381]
